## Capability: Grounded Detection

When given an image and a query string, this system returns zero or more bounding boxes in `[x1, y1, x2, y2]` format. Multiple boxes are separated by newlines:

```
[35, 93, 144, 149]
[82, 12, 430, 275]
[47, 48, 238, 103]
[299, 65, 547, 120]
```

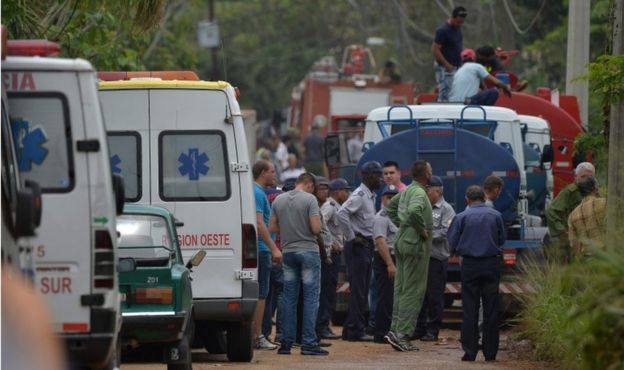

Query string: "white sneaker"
[254, 335, 278, 350]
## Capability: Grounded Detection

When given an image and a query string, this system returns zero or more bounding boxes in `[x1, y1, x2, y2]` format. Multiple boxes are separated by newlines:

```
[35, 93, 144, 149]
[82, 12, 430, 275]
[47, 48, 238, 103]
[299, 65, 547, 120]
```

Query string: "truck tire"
[226, 322, 253, 362]
[203, 331, 227, 354]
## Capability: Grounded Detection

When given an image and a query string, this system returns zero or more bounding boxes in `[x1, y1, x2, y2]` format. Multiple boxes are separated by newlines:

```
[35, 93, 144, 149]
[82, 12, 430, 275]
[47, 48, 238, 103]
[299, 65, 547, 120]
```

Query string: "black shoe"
[318, 340, 332, 347]
[365, 326, 375, 336]
[373, 335, 386, 344]
[409, 331, 426, 341]
[420, 333, 438, 342]
[343, 334, 374, 342]
[318, 331, 341, 340]
[461, 354, 476, 361]
[485, 357, 496, 362]
[278, 343, 292, 355]
[301, 346, 329, 356]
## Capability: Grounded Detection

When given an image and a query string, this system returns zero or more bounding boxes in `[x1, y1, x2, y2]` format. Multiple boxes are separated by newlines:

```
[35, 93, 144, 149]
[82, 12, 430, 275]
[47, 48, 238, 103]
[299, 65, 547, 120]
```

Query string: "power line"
[502, 0, 547, 35]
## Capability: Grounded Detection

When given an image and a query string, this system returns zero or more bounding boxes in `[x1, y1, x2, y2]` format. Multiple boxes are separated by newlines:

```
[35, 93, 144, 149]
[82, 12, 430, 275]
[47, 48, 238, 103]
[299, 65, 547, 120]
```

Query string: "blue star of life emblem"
[178, 148, 209, 181]
[11, 118, 49, 171]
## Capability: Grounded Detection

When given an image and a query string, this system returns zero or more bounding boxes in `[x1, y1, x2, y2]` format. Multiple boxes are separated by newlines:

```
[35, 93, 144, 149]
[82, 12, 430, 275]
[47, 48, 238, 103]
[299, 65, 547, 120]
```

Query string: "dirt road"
[122, 327, 545, 369]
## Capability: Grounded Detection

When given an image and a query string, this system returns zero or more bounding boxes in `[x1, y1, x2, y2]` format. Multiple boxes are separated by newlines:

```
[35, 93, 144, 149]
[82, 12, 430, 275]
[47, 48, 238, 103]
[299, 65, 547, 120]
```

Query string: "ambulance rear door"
[101, 89, 150, 203]
[149, 88, 243, 299]
[3, 64, 92, 334]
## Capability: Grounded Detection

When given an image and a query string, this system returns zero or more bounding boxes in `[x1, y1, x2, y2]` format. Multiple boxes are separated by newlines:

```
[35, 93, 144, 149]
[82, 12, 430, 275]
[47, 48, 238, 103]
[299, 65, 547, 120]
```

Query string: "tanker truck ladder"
[378, 104, 460, 207]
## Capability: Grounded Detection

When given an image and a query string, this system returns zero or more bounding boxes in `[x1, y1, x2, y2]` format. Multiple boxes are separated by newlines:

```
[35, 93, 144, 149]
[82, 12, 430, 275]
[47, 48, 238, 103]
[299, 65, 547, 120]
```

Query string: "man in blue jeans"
[432, 6, 467, 102]
[252, 160, 284, 350]
[270, 173, 328, 356]
[262, 186, 284, 343]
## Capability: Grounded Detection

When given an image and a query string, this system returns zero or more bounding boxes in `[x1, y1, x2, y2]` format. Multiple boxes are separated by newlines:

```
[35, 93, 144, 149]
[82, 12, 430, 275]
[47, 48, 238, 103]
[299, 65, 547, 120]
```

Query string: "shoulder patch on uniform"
[356, 190, 364, 197]
[379, 209, 387, 217]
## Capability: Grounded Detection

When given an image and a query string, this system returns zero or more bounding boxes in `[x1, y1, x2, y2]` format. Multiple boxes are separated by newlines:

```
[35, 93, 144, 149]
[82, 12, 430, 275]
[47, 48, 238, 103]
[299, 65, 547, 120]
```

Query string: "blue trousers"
[469, 88, 500, 106]
[262, 263, 283, 339]
[460, 256, 502, 360]
[281, 251, 321, 348]
[316, 252, 340, 334]
[416, 257, 448, 337]
[373, 252, 395, 340]
[342, 239, 373, 340]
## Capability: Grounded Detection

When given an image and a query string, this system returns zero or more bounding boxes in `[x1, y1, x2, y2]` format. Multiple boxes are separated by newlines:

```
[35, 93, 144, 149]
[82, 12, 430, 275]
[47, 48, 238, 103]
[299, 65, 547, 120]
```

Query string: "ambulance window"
[107, 131, 141, 201]
[159, 131, 230, 201]
[7, 93, 73, 192]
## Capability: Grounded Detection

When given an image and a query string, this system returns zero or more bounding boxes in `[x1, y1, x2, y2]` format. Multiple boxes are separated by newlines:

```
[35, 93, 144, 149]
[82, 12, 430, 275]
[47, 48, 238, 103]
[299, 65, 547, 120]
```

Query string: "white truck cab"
[99, 73, 258, 362]
[363, 104, 527, 195]
[520, 114, 554, 199]
[2, 42, 124, 369]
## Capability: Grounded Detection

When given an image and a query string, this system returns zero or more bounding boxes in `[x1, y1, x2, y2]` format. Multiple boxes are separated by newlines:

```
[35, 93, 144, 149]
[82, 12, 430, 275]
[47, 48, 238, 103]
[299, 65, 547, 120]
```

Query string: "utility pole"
[565, 0, 590, 128]
[208, 0, 219, 81]
[606, 0, 624, 250]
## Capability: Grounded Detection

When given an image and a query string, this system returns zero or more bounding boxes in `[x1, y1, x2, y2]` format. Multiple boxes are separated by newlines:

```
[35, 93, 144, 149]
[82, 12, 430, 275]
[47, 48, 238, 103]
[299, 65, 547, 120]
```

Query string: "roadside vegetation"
[517, 248, 624, 370]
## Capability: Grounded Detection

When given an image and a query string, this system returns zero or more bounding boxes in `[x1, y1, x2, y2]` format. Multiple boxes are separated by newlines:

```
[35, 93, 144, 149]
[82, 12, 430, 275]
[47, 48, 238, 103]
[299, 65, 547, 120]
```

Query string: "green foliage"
[574, 132, 607, 170]
[583, 54, 624, 105]
[518, 248, 624, 369]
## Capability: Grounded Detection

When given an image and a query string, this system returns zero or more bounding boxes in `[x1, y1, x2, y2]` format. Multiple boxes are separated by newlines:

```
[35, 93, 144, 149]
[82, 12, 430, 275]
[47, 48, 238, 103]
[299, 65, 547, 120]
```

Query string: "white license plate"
[237, 270, 255, 280]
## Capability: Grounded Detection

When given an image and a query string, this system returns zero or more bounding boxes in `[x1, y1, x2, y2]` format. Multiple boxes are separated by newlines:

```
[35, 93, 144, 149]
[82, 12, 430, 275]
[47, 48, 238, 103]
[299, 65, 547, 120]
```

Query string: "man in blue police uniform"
[337, 161, 383, 341]
[317, 178, 351, 340]
[447, 185, 506, 362]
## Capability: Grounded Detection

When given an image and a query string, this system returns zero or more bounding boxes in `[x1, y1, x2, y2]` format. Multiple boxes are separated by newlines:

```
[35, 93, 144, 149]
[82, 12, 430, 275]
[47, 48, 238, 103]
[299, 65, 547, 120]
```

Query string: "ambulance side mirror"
[186, 250, 206, 269]
[112, 174, 125, 215]
[117, 257, 137, 273]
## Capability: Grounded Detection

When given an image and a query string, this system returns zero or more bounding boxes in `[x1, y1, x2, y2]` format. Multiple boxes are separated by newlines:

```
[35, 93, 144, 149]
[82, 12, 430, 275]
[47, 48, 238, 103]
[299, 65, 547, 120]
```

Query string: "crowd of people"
[251, 152, 516, 361]
[245, 4, 607, 362]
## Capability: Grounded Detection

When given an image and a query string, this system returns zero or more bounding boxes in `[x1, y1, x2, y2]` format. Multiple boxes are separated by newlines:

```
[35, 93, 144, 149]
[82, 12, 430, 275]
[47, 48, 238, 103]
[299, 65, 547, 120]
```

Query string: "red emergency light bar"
[98, 71, 200, 81]
[7, 40, 60, 57]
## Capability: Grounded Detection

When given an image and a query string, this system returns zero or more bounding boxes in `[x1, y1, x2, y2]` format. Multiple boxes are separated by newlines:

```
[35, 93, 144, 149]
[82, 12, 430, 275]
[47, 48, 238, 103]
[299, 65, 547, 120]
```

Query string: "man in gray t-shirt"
[269, 173, 327, 355]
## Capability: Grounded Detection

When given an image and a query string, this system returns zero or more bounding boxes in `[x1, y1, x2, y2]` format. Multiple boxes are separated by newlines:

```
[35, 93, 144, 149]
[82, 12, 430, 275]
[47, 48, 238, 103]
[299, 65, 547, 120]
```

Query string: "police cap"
[360, 161, 383, 174]
[328, 178, 352, 190]
[428, 175, 443, 187]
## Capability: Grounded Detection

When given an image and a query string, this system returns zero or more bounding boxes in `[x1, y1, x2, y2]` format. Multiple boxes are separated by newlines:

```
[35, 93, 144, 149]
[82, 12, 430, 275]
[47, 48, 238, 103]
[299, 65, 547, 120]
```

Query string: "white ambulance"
[2, 40, 125, 369]
[99, 72, 258, 362]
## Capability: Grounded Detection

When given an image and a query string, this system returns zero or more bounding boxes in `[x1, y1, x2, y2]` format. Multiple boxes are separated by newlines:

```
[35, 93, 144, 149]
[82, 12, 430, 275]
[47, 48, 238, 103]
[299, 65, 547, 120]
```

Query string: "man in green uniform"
[545, 162, 595, 262]
[383, 160, 433, 352]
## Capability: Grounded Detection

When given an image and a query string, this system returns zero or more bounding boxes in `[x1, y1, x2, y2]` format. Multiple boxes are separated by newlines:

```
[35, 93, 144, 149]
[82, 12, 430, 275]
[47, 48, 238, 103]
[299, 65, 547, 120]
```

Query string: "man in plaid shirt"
[567, 176, 606, 258]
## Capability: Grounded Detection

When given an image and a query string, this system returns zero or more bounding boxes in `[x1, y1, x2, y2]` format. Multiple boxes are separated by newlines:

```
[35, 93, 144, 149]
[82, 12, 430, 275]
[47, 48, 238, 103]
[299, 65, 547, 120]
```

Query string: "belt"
[461, 255, 501, 260]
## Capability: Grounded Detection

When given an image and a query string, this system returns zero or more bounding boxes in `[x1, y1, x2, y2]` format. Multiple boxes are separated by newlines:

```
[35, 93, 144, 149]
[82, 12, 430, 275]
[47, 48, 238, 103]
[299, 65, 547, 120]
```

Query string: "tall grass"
[517, 247, 624, 370]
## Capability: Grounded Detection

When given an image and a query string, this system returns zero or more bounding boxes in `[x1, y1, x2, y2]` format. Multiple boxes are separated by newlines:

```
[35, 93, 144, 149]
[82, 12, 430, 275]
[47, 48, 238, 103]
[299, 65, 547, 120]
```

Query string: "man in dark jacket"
[448, 185, 506, 362]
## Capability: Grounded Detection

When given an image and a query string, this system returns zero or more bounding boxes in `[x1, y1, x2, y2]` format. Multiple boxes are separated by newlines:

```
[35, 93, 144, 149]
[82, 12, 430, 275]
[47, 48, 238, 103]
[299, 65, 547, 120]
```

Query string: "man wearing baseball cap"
[317, 178, 351, 340]
[337, 161, 383, 341]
